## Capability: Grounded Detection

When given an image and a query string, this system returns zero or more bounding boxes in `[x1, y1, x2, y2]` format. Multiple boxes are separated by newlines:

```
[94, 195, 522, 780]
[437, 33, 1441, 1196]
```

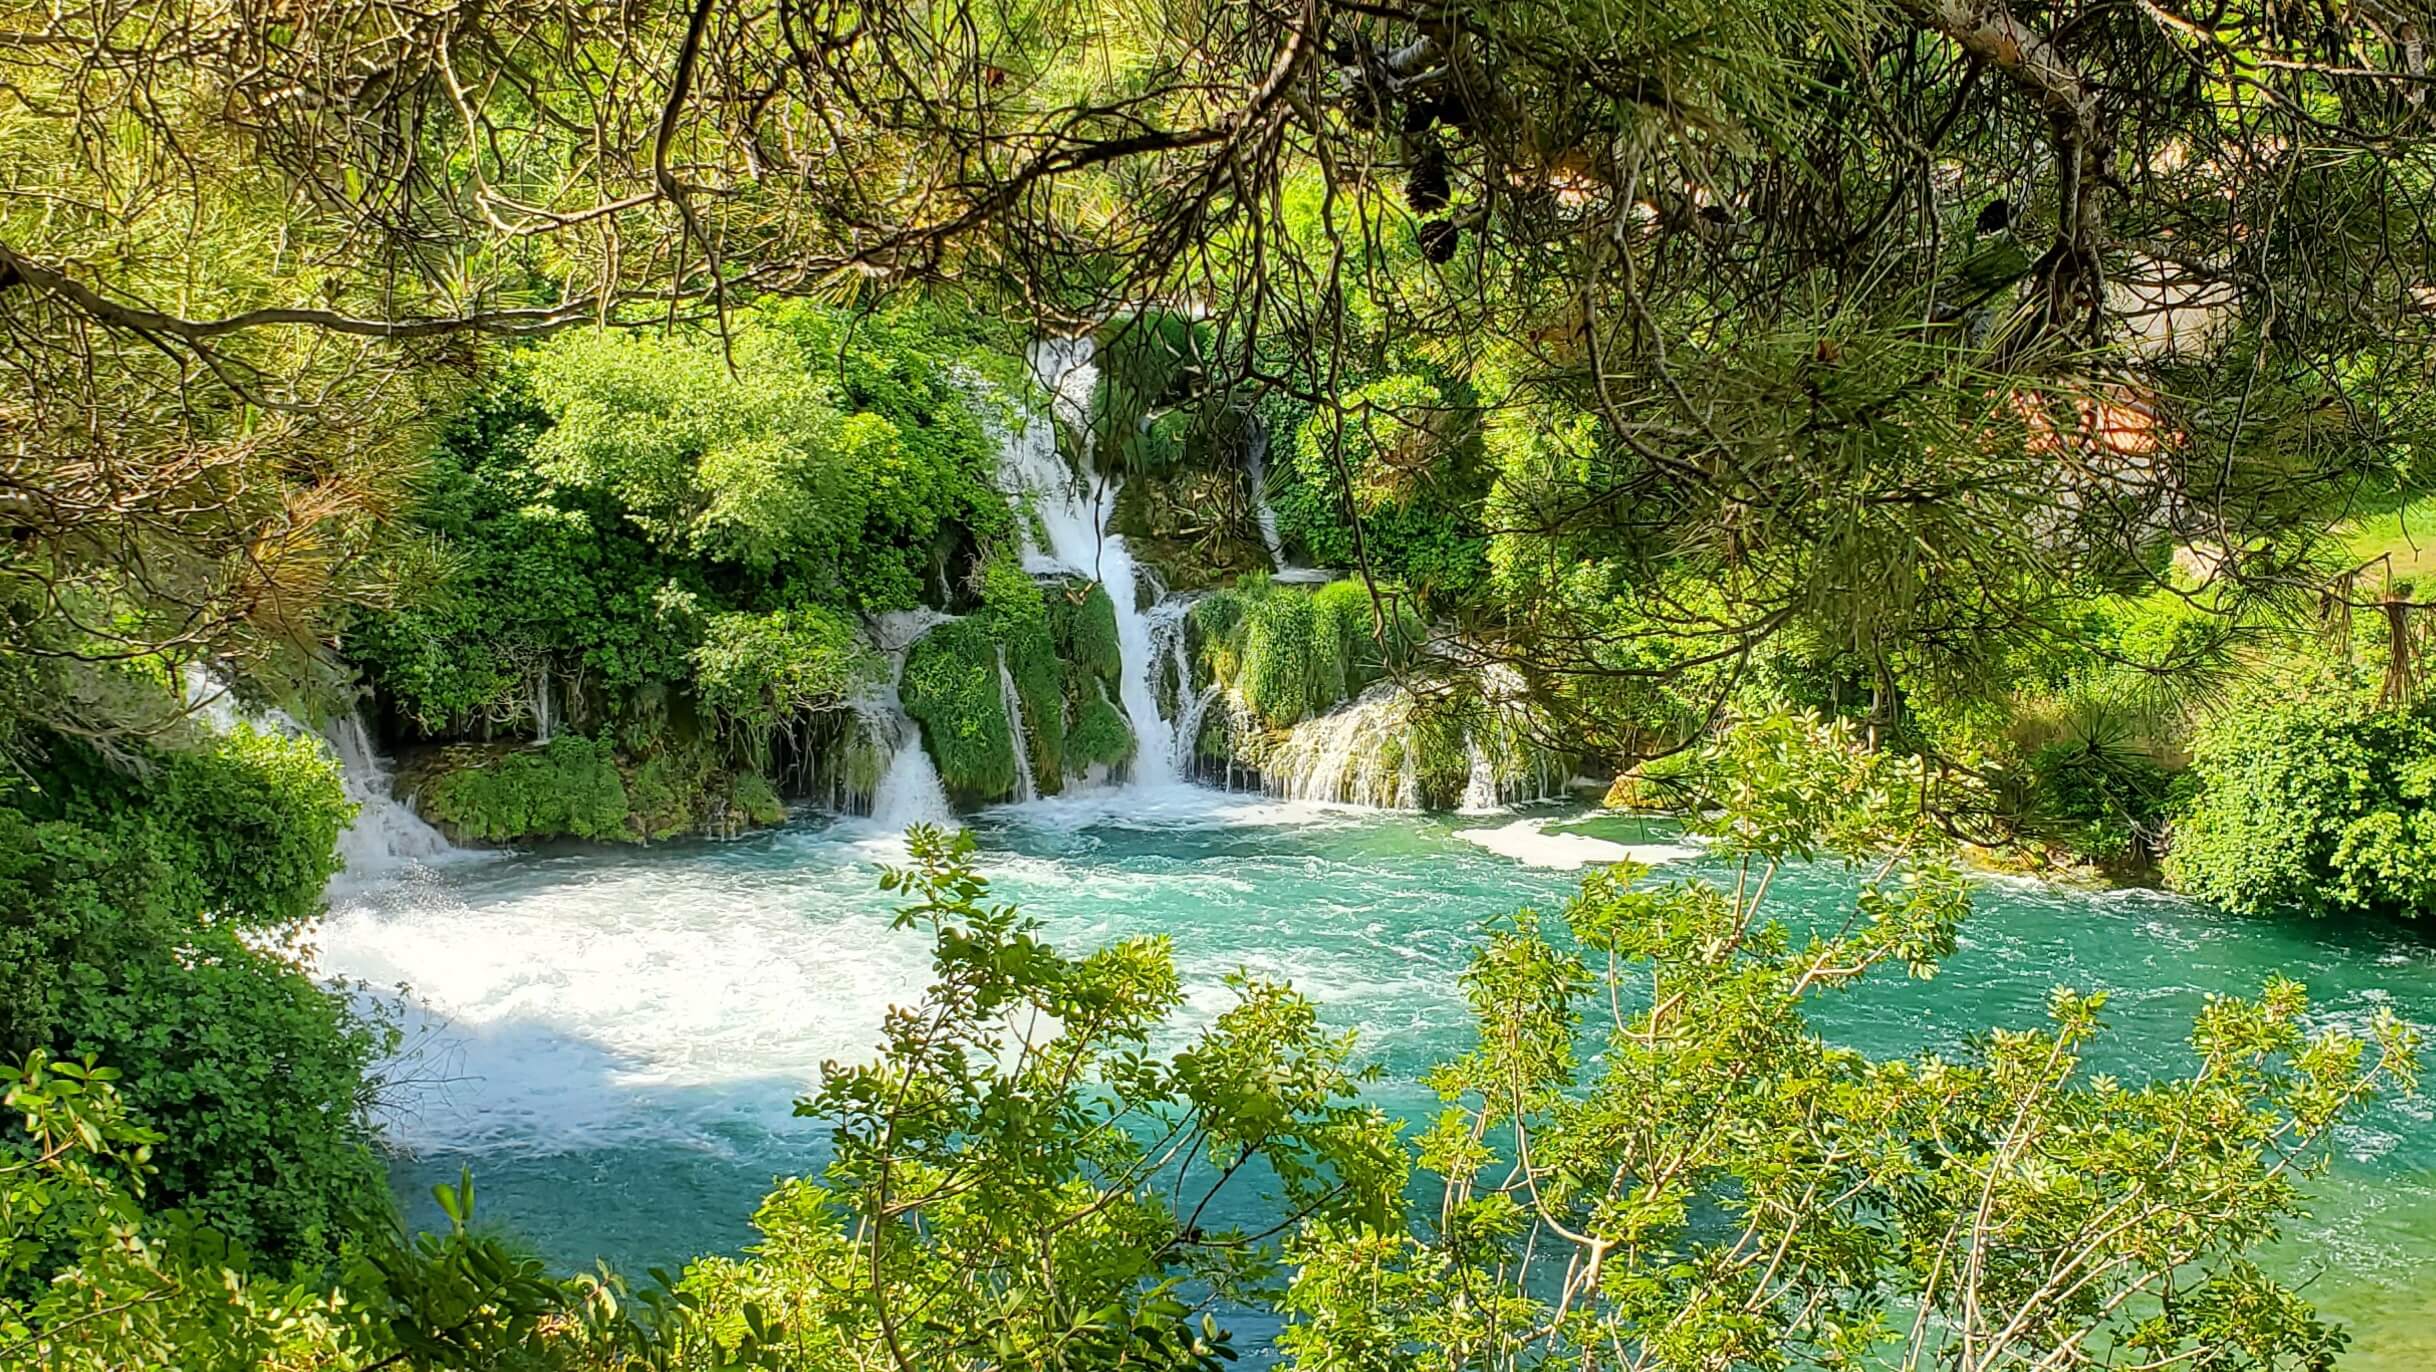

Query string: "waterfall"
[1175, 683, 1221, 774]
[1459, 735, 1501, 814]
[1241, 411, 1333, 585]
[182, 665, 462, 884]
[1245, 416, 1288, 572]
[531, 666, 554, 744]
[858, 610, 954, 828]
[324, 713, 463, 878]
[1261, 682, 1422, 808]
[994, 337, 1178, 787]
[995, 645, 1039, 804]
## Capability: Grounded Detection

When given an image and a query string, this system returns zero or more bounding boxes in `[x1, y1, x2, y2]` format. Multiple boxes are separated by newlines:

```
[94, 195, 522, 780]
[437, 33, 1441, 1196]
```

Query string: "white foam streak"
[1454, 817, 1696, 871]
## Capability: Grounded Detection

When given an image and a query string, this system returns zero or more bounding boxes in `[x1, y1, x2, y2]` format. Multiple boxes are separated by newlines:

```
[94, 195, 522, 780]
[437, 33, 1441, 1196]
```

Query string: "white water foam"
[995, 644, 1039, 804]
[320, 849, 930, 1154]
[1454, 817, 1696, 871]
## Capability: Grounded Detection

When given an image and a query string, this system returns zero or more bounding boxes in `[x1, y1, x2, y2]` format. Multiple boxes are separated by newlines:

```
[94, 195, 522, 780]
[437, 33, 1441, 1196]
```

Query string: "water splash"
[996, 644, 1039, 804]
[1261, 682, 1423, 809]
[855, 610, 954, 829]
[183, 665, 463, 886]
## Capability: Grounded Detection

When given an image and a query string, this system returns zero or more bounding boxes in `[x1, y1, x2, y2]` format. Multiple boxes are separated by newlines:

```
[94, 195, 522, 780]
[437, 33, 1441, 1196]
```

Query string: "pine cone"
[1417, 218, 1460, 263]
[1405, 147, 1450, 214]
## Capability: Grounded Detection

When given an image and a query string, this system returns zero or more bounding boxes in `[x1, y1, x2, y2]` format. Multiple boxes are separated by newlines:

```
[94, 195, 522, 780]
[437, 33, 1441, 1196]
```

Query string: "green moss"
[983, 557, 1067, 794]
[728, 771, 787, 826]
[1052, 580, 1123, 687]
[1239, 592, 1324, 728]
[1067, 687, 1137, 772]
[902, 618, 1017, 803]
[422, 734, 632, 841]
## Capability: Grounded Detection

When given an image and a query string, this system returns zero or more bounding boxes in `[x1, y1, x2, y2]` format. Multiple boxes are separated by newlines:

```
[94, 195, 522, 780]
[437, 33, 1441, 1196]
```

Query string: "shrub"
[1239, 589, 1323, 727]
[1, 726, 390, 1270]
[2166, 688, 2436, 916]
[691, 606, 874, 750]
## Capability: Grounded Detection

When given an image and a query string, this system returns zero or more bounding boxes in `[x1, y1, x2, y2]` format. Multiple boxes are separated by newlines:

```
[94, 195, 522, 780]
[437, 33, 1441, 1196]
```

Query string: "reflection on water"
[322, 795, 2436, 1367]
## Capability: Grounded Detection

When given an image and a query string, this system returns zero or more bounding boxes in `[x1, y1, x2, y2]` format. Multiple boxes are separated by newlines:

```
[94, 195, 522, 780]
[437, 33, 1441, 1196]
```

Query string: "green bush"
[901, 619, 1017, 802]
[59, 926, 394, 1262]
[1239, 589, 1324, 727]
[2022, 734, 2173, 865]
[422, 734, 632, 842]
[691, 606, 874, 750]
[2166, 688, 2436, 916]
[0, 725, 390, 1270]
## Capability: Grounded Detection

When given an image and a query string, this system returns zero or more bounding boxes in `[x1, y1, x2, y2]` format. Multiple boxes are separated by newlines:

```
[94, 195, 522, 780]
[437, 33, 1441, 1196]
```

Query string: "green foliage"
[1198, 578, 1418, 730]
[691, 607, 875, 751]
[1066, 689, 1136, 771]
[344, 301, 1016, 768]
[2022, 729, 2175, 865]
[1049, 579, 1123, 687]
[529, 306, 1006, 601]
[57, 926, 395, 1264]
[1278, 376, 1491, 600]
[982, 557, 1067, 792]
[0, 724, 390, 1271]
[728, 771, 787, 827]
[1089, 309, 1209, 475]
[901, 619, 1017, 802]
[2167, 687, 2436, 916]
[663, 828, 1403, 1371]
[1269, 714, 2416, 1370]
[2, 1053, 640, 1370]
[423, 734, 633, 843]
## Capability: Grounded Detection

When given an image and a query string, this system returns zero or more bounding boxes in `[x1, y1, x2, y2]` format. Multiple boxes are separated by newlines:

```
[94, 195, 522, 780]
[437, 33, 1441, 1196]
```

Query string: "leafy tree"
[1277, 714, 2417, 1369]
[2168, 684, 2436, 917]
[668, 827, 1406, 1371]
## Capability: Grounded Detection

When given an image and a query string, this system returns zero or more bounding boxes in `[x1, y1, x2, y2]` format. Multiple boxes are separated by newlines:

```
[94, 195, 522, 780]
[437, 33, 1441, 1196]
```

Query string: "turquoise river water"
[318, 791, 2436, 1366]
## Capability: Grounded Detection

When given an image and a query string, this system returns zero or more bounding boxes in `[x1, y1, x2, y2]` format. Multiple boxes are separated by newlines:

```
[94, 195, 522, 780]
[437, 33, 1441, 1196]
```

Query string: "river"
[319, 790, 2436, 1366]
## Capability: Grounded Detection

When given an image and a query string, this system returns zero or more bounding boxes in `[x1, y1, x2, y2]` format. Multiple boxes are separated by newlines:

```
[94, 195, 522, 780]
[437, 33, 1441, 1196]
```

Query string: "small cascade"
[531, 666, 554, 744]
[183, 665, 462, 883]
[1241, 411, 1334, 585]
[988, 337, 1178, 787]
[1261, 682, 1423, 808]
[324, 713, 463, 877]
[1175, 683, 1222, 771]
[854, 610, 954, 828]
[995, 645, 1039, 804]
[1245, 416, 1288, 572]
[1458, 735, 1501, 814]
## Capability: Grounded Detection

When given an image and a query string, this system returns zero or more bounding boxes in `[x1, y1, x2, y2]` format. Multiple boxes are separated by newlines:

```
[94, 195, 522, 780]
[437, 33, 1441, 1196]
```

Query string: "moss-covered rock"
[410, 733, 793, 843]
[1068, 686, 1136, 773]
[982, 557, 1067, 796]
[901, 617, 1018, 804]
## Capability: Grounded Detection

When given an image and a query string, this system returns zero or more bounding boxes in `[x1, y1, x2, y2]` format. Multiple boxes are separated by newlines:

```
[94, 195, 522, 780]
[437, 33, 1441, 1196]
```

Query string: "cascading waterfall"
[856, 609, 954, 828]
[324, 713, 463, 877]
[1241, 412, 1333, 585]
[1260, 682, 1423, 808]
[531, 666, 554, 744]
[1245, 416, 1288, 572]
[182, 665, 462, 882]
[1458, 737, 1501, 814]
[995, 645, 1039, 804]
[1002, 337, 1178, 787]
